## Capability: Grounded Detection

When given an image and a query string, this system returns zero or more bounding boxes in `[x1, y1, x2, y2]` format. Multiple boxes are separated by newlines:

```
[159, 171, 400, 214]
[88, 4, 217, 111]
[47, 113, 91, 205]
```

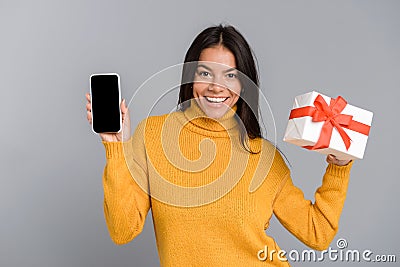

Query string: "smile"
[205, 96, 228, 103]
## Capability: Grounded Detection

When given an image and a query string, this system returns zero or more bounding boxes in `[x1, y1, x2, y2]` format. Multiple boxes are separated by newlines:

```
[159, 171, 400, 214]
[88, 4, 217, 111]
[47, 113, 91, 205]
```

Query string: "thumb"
[121, 99, 128, 113]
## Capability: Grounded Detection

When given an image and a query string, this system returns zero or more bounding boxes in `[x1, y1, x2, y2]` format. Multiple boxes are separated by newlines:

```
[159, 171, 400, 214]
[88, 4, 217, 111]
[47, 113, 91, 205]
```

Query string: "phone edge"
[89, 73, 122, 135]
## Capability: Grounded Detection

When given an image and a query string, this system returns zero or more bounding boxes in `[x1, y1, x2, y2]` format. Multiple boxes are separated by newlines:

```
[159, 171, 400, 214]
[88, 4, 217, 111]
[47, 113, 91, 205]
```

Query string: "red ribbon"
[289, 94, 371, 151]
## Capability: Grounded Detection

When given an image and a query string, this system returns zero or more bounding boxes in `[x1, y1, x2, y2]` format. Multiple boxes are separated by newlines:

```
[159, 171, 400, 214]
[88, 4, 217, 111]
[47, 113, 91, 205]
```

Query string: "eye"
[199, 71, 211, 77]
[226, 73, 237, 79]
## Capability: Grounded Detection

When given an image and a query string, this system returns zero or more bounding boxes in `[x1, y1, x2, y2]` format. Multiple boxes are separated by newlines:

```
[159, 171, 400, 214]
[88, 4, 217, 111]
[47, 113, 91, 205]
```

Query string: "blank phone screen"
[90, 74, 121, 133]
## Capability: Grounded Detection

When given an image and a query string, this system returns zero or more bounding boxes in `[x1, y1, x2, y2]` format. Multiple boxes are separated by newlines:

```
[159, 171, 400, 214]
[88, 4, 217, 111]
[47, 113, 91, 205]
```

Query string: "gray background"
[1, 0, 399, 266]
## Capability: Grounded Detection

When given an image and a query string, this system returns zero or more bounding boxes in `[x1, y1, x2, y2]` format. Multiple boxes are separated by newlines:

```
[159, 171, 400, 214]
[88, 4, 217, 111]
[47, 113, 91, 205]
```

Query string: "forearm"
[102, 141, 150, 245]
[273, 162, 353, 250]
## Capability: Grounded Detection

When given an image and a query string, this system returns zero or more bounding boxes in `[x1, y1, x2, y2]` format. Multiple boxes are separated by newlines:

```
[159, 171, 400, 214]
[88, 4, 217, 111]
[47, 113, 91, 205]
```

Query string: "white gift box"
[283, 91, 373, 160]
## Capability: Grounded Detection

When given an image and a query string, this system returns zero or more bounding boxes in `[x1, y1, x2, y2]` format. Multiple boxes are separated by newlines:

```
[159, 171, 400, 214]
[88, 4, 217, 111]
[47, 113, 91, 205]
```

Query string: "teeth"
[205, 97, 227, 103]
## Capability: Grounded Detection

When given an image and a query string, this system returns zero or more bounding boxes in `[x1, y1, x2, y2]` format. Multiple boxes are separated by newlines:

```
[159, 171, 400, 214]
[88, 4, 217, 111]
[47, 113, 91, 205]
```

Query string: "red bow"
[310, 95, 353, 150]
[289, 94, 360, 150]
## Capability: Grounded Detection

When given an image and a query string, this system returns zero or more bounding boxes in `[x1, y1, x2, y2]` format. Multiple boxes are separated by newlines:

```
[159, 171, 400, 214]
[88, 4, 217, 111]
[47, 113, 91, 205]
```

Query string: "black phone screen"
[90, 74, 121, 133]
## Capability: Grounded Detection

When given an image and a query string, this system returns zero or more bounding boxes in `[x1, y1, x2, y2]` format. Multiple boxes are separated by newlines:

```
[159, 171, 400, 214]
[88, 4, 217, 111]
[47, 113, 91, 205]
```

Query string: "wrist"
[334, 159, 352, 166]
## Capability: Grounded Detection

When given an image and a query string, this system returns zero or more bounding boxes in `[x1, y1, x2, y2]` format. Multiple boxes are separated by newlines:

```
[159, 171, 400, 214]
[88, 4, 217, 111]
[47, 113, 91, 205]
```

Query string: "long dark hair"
[178, 24, 262, 152]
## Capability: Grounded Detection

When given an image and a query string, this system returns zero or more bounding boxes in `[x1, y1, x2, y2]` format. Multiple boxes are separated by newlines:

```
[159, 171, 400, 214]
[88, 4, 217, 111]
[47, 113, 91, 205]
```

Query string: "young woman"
[85, 24, 352, 266]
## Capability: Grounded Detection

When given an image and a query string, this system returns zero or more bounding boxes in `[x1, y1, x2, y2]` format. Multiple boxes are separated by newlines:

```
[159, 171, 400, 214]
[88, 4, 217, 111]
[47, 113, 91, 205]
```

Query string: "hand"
[326, 154, 352, 166]
[86, 93, 131, 142]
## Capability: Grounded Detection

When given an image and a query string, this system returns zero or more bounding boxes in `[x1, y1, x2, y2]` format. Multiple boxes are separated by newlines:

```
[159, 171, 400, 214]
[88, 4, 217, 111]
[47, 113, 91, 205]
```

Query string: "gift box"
[283, 91, 373, 160]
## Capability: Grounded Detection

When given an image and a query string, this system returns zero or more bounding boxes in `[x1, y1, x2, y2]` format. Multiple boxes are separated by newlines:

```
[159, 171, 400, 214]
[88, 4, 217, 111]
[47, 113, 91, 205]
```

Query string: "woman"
[85, 24, 352, 266]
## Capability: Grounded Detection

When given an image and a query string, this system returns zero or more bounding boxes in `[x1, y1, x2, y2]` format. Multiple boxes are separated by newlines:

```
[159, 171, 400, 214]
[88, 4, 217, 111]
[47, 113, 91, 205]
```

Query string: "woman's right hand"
[86, 93, 131, 142]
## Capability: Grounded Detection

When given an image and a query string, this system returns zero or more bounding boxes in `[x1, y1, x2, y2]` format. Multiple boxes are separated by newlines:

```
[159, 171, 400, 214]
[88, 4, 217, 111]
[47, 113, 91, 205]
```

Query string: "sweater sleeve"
[102, 120, 151, 245]
[273, 160, 353, 250]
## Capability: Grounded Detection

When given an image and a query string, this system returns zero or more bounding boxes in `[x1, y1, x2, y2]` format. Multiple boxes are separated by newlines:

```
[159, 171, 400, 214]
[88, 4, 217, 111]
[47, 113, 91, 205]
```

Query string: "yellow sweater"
[102, 100, 353, 266]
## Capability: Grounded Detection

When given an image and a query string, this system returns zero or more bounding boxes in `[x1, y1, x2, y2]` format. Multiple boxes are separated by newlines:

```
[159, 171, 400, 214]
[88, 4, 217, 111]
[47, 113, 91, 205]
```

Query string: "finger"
[326, 154, 351, 166]
[87, 110, 92, 122]
[86, 93, 91, 102]
[327, 154, 340, 165]
[86, 102, 91, 111]
[328, 154, 336, 161]
[121, 99, 127, 114]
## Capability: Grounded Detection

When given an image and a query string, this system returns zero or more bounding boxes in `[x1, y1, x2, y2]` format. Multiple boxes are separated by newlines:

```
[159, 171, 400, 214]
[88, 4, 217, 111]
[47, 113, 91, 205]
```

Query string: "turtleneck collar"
[175, 98, 240, 137]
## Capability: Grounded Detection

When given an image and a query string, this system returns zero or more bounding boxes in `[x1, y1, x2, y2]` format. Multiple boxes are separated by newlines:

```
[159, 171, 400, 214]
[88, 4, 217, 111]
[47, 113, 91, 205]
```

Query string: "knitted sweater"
[102, 100, 353, 266]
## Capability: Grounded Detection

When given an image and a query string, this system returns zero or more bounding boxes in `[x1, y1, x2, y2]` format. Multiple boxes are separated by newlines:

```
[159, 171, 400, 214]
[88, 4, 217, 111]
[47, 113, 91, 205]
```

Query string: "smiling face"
[192, 46, 241, 119]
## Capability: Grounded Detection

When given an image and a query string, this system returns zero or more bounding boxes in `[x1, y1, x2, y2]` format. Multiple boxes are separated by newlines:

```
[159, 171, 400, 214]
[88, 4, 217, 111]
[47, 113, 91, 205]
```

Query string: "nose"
[208, 78, 226, 92]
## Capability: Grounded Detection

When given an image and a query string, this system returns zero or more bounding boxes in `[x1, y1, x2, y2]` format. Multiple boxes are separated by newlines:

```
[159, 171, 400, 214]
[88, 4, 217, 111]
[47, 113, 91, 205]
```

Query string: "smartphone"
[90, 73, 122, 134]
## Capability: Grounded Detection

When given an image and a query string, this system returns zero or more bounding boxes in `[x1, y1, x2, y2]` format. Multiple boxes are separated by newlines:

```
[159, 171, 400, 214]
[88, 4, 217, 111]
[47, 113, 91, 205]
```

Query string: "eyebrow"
[197, 64, 237, 73]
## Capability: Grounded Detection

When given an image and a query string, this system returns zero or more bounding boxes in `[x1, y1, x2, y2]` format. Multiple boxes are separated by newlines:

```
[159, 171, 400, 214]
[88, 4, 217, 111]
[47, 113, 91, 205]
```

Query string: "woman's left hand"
[326, 154, 352, 166]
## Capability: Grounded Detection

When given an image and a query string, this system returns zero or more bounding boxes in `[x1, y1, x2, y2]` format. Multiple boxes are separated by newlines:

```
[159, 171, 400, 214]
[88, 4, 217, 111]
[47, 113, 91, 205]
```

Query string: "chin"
[202, 106, 231, 119]
[196, 98, 231, 119]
